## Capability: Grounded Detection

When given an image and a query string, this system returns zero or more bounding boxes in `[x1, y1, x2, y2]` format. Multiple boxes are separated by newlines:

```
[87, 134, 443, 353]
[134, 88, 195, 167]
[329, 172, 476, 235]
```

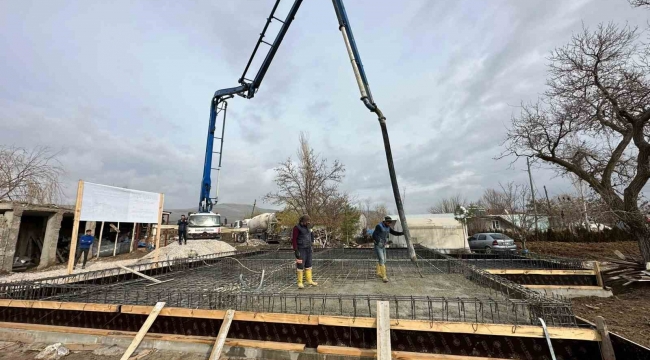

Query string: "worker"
[177, 215, 188, 245]
[372, 216, 404, 283]
[74, 229, 95, 270]
[292, 214, 317, 289]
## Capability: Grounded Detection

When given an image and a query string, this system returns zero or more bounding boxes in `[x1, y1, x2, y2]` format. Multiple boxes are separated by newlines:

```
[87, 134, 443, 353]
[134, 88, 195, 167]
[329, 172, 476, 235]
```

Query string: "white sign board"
[80, 182, 161, 223]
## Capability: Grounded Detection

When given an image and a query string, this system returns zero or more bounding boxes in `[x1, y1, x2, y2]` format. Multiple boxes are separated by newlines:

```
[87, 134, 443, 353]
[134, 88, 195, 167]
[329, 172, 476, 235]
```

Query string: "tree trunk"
[630, 223, 650, 263]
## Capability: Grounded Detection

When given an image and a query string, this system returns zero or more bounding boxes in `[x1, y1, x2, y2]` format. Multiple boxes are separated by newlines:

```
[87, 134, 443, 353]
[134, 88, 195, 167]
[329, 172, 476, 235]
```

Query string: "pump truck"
[194, 0, 416, 260]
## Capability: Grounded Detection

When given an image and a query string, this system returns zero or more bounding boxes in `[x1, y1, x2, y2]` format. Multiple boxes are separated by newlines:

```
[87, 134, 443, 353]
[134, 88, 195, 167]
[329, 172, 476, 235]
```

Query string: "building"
[467, 214, 549, 234]
[0, 201, 75, 272]
[388, 214, 469, 251]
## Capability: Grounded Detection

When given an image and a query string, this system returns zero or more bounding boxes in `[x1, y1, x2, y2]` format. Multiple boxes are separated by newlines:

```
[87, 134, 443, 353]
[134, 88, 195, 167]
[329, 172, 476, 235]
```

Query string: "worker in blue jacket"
[74, 229, 95, 269]
[372, 216, 404, 283]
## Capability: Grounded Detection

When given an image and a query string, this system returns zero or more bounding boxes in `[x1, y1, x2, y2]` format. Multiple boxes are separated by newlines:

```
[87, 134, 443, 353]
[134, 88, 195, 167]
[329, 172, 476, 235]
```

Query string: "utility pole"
[576, 179, 590, 231]
[250, 199, 256, 219]
[543, 185, 553, 231]
[527, 157, 539, 238]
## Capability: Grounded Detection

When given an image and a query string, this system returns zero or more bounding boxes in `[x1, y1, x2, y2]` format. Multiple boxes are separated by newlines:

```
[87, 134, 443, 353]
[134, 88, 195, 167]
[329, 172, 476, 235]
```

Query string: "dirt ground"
[0, 343, 212, 360]
[519, 241, 650, 349]
[521, 241, 641, 261]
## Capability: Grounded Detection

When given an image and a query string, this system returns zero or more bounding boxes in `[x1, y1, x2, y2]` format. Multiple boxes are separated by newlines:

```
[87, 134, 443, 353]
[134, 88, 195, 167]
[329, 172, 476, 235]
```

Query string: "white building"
[388, 214, 469, 252]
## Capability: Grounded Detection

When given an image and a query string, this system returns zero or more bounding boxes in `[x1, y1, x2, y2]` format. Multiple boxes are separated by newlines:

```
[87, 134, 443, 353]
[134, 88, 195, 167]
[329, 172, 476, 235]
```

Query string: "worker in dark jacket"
[177, 215, 188, 245]
[292, 214, 317, 289]
[372, 216, 404, 282]
[74, 229, 95, 269]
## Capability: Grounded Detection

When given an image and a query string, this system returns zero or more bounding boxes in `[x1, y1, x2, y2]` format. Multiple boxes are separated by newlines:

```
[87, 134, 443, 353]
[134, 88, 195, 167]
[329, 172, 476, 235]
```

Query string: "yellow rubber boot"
[297, 270, 304, 289]
[305, 268, 318, 286]
[380, 265, 389, 283]
[376, 264, 382, 278]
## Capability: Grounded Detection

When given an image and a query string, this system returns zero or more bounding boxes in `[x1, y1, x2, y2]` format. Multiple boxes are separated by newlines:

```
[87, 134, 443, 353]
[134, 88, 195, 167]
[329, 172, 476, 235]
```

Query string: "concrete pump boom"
[199, 0, 416, 261]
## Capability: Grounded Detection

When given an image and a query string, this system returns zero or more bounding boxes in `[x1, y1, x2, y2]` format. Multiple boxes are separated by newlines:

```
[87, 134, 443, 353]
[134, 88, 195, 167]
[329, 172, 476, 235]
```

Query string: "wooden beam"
[119, 302, 165, 360]
[120, 305, 319, 325]
[593, 261, 604, 288]
[208, 309, 235, 360]
[130, 222, 137, 253]
[376, 301, 391, 360]
[117, 264, 162, 284]
[485, 269, 596, 276]
[0, 300, 600, 342]
[67, 180, 84, 274]
[318, 316, 600, 341]
[595, 316, 616, 360]
[0, 299, 118, 312]
[523, 285, 605, 290]
[96, 221, 105, 259]
[113, 222, 120, 257]
[154, 193, 164, 263]
[317, 346, 513, 359]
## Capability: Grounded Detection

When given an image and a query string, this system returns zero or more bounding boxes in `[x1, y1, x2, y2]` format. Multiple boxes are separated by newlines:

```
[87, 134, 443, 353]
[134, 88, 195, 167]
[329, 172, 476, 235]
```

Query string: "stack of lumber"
[602, 250, 650, 286]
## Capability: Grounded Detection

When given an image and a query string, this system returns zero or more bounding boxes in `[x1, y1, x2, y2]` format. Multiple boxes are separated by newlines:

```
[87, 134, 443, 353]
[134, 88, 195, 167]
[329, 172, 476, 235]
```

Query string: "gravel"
[138, 240, 235, 262]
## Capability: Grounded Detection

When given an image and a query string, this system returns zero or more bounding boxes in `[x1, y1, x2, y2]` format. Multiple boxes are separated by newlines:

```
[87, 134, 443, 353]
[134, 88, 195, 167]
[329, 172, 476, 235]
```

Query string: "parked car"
[468, 233, 517, 253]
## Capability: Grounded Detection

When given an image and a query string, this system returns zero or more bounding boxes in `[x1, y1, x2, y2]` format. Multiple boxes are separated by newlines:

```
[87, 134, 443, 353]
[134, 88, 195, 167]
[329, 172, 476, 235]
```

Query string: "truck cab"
[186, 212, 222, 240]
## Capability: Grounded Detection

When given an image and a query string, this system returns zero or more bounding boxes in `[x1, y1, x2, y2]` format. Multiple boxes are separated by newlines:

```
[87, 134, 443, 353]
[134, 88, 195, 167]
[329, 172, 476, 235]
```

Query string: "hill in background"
[166, 203, 277, 224]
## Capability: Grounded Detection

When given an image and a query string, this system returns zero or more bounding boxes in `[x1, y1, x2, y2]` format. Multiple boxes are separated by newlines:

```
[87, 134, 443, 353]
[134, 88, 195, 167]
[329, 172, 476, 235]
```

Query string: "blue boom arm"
[198, 0, 416, 262]
[199, 0, 303, 213]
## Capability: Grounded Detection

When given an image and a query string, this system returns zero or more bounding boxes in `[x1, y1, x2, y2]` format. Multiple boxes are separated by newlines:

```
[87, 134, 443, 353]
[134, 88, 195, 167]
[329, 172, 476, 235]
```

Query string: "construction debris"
[602, 250, 650, 286]
[35, 343, 69, 360]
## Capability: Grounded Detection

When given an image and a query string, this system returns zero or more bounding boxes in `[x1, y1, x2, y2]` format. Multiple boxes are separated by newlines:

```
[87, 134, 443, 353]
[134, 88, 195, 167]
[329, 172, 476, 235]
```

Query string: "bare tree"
[0, 146, 63, 204]
[504, 23, 650, 260]
[498, 182, 535, 249]
[360, 200, 388, 228]
[428, 194, 467, 214]
[264, 132, 345, 216]
[480, 189, 509, 214]
[629, 0, 650, 8]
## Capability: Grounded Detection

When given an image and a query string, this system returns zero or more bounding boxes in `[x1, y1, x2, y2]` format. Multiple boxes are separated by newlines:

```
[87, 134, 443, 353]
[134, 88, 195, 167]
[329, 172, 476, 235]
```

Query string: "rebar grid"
[0, 248, 580, 327]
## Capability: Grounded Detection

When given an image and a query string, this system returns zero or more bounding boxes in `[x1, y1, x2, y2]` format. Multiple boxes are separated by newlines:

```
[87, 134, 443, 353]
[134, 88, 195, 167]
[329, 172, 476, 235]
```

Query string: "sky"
[0, 0, 647, 214]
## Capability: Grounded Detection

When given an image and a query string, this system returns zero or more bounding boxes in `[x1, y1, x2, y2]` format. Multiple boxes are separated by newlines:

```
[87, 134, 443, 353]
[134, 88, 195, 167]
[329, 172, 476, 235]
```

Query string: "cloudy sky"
[0, 0, 647, 213]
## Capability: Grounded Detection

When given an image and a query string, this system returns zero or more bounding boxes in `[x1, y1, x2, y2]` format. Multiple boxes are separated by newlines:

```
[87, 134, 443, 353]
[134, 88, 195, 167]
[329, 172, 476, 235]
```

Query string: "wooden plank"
[317, 346, 512, 359]
[128, 349, 153, 360]
[224, 339, 304, 352]
[120, 306, 319, 325]
[0, 322, 305, 351]
[318, 316, 600, 341]
[0, 299, 119, 313]
[377, 301, 391, 360]
[67, 180, 84, 274]
[593, 261, 604, 287]
[154, 194, 164, 263]
[523, 285, 605, 290]
[208, 309, 235, 360]
[485, 269, 596, 276]
[130, 222, 137, 253]
[117, 264, 161, 284]
[119, 302, 165, 360]
[317, 345, 376, 357]
[96, 221, 105, 259]
[595, 316, 616, 360]
[113, 222, 120, 257]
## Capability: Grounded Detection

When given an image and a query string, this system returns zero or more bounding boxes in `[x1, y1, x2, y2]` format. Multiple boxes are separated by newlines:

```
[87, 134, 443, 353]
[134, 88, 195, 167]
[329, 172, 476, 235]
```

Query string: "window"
[188, 214, 221, 227]
[491, 220, 500, 230]
[468, 236, 476, 241]
[478, 234, 486, 240]
[490, 233, 511, 240]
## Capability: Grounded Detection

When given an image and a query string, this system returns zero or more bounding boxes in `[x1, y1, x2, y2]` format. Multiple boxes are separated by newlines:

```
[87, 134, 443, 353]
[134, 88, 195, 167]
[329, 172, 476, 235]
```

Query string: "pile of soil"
[520, 241, 641, 261]
[572, 286, 650, 348]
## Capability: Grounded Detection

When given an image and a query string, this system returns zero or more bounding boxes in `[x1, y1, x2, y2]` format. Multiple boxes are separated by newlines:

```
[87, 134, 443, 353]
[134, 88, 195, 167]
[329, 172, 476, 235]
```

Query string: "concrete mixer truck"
[247, 213, 279, 243]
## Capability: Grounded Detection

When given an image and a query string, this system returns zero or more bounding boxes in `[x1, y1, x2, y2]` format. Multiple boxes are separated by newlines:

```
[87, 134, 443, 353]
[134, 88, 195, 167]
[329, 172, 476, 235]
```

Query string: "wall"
[389, 214, 468, 251]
